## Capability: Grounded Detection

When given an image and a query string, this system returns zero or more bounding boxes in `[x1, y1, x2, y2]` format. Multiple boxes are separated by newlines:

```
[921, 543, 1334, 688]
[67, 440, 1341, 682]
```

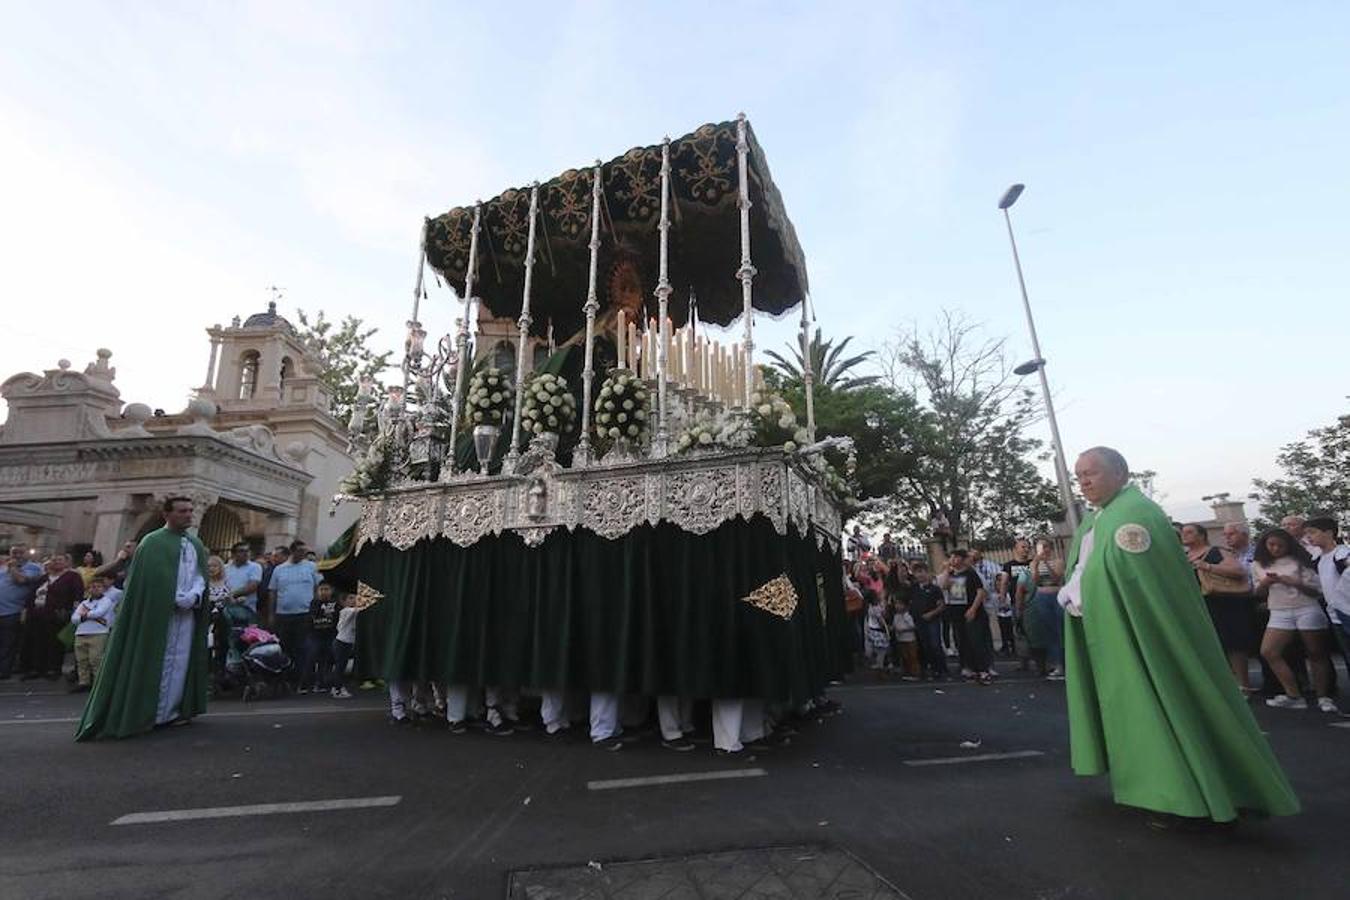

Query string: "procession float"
[336, 115, 856, 704]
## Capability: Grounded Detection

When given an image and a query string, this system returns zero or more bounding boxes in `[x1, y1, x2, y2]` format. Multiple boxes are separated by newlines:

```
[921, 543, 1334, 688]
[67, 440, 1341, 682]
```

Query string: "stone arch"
[239, 350, 260, 399]
[199, 503, 245, 556]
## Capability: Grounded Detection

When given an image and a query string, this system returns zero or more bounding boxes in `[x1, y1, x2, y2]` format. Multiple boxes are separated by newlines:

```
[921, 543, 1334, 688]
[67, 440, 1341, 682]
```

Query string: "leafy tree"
[764, 328, 880, 390]
[876, 311, 1062, 543]
[776, 381, 924, 500]
[1251, 408, 1350, 523]
[294, 309, 394, 427]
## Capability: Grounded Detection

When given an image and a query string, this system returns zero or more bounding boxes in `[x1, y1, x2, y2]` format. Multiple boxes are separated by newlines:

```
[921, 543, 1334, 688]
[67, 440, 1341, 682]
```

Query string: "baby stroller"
[237, 624, 294, 702]
[211, 601, 257, 696]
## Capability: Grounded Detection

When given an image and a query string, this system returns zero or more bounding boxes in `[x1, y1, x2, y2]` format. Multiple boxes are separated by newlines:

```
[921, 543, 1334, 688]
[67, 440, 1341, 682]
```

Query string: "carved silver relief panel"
[581, 476, 648, 540]
[665, 466, 739, 535]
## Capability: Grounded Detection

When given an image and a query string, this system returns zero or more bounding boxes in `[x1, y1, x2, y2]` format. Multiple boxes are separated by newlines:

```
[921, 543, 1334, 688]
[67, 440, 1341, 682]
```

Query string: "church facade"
[0, 303, 358, 560]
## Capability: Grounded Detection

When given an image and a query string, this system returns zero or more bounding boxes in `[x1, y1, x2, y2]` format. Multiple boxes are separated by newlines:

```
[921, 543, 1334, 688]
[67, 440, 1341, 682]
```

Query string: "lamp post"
[999, 183, 1079, 531]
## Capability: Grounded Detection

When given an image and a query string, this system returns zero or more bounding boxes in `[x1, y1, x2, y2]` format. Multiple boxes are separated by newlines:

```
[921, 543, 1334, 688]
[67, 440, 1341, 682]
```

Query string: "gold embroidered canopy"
[423, 118, 808, 339]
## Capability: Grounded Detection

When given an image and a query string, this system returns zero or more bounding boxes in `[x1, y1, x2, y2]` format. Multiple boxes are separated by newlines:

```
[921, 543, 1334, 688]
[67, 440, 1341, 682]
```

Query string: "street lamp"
[999, 183, 1080, 530]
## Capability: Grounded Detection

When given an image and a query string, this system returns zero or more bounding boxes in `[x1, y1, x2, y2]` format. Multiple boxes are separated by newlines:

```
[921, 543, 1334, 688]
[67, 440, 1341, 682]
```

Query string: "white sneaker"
[1265, 694, 1307, 710]
[1317, 697, 1339, 714]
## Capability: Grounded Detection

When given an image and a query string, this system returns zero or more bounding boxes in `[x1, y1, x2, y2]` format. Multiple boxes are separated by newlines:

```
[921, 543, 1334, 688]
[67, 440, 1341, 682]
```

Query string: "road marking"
[1331, 721, 1350, 729]
[902, 750, 1045, 767]
[0, 704, 386, 726]
[111, 795, 401, 825]
[587, 768, 768, 791]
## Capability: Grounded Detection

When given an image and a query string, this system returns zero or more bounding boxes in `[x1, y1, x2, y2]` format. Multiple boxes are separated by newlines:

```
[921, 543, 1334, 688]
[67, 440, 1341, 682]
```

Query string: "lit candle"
[617, 309, 627, 368]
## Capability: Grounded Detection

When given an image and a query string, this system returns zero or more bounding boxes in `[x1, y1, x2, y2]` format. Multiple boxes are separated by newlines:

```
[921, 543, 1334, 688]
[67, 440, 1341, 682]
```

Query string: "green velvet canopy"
[354, 516, 850, 704]
[423, 118, 809, 341]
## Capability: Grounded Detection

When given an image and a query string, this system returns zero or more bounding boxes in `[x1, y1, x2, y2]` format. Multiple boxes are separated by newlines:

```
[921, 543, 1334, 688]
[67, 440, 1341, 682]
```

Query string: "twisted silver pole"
[442, 204, 481, 480]
[654, 137, 673, 456]
[735, 114, 756, 407]
[577, 162, 603, 467]
[505, 183, 540, 471]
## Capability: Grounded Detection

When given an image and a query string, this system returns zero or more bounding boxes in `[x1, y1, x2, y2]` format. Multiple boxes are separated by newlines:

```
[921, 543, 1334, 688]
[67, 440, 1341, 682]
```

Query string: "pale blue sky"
[3, 2, 1346, 520]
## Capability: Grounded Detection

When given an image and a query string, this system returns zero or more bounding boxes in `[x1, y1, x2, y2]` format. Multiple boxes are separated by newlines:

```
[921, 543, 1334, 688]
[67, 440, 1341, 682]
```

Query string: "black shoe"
[446, 719, 468, 734]
[661, 737, 696, 752]
[484, 720, 515, 737]
[506, 717, 532, 733]
[594, 737, 624, 751]
[387, 714, 411, 726]
[543, 726, 571, 740]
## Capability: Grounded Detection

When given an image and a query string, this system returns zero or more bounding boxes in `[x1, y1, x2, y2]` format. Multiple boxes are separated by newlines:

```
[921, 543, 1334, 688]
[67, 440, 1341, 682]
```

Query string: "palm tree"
[764, 328, 879, 390]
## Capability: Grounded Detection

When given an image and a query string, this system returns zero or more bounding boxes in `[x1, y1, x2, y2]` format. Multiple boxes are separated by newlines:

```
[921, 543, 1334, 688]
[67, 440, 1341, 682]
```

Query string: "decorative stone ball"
[187, 397, 218, 419]
[123, 402, 152, 423]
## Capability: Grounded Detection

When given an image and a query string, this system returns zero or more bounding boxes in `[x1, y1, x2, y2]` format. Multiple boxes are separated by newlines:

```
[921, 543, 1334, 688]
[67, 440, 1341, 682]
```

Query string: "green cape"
[75, 526, 210, 741]
[1063, 484, 1299, 820]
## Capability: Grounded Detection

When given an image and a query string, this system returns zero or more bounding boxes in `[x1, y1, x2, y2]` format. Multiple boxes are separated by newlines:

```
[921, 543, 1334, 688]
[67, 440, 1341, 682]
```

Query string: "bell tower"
[201, 301, 331, 414]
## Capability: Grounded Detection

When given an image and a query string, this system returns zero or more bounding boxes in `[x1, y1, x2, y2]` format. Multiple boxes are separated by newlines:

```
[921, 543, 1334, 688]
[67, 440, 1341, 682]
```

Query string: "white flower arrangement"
[520, 372, 577, 436]
[338, 433, 391, 494]
[464, 366, 512, 427]
[748, 389, 804, 452]
[594, 370, 649, 444]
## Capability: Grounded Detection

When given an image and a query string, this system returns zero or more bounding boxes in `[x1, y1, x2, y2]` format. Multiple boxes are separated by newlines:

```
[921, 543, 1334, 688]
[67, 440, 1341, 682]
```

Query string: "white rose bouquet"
[748, 389, 809, 452]
[521, 372, 577, 436]
[464, 366, 512, 428]
[338, 432, 391, 494]
[594, 370, 649, 445]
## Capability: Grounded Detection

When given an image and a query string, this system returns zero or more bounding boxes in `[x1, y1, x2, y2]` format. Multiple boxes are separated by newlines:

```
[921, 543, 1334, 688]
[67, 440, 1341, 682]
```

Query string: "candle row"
[614, 309, 762, 408]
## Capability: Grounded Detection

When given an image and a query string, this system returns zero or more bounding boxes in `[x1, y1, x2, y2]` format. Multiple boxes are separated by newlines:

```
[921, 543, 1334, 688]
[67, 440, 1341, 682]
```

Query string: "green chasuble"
[1063, 484, 1299, 821]
[75, 526, 211, 741]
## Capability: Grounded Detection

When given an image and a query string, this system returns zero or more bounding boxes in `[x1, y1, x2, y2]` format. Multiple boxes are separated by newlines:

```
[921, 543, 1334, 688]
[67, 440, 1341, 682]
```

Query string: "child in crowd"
[863, 591, 891, 670]
[301, 582, 340, 694]
[69, 575, 116, 692]
[329, 592, 358, 699]
[891, 598, 919, 679]
[993, 573, 1017, 657]
[908, 562, 948, 678]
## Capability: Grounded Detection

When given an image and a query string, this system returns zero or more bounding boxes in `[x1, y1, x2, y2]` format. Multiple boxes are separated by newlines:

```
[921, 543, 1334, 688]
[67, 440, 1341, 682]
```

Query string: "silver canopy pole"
[504, 182, 541, 471]
[654, 136, 673, 457]
[442, 203, 481, 479]
[577, 162, 603, 467]
[735, 114, 757, 407]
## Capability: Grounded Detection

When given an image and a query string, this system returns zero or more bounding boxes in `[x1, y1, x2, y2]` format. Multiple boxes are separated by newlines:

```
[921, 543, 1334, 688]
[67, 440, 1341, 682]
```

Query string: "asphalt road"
[1, 667, 1345, 900]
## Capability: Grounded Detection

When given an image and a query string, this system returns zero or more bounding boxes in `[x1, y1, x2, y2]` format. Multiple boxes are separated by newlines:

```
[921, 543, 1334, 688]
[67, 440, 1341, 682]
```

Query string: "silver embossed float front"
[351, 449, 842, 553]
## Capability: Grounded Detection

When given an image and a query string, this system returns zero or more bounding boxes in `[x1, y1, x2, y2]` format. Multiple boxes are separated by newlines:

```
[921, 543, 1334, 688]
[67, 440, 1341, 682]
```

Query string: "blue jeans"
[915, 618, 947, 675]
[329, 639, 354, 690]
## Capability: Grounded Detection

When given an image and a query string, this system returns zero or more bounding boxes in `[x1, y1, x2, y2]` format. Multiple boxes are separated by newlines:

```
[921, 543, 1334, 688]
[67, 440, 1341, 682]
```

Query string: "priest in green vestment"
[76, 496, 210, 741]
[1060, 447, 1299, 823]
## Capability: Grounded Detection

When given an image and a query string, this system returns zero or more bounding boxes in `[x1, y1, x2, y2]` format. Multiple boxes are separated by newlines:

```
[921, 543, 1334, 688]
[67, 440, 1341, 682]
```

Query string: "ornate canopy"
[424, 119, 808, 339]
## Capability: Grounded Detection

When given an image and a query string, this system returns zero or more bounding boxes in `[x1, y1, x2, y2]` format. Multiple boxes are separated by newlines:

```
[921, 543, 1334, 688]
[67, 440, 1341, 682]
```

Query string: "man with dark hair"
[223, 542, 262, 614]
[268, 539, 321, 690]
[1058, 447, 1298, 825]
[256, 545, 290, 621]
[0, 545, 43, 680]
[77, 496, 209, 739]
[936, 549, 993, 684]
[1304, 517, 1350, 665]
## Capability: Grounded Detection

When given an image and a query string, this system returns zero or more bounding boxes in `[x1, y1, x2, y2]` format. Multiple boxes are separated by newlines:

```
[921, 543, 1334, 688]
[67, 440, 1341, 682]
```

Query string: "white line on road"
[903, 750, 1045, 767]
[0, 704, 386, 726]
[1331, 721, 1350, 729]
[587, 768, 768, 791]
[111, 795, 401, 825]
